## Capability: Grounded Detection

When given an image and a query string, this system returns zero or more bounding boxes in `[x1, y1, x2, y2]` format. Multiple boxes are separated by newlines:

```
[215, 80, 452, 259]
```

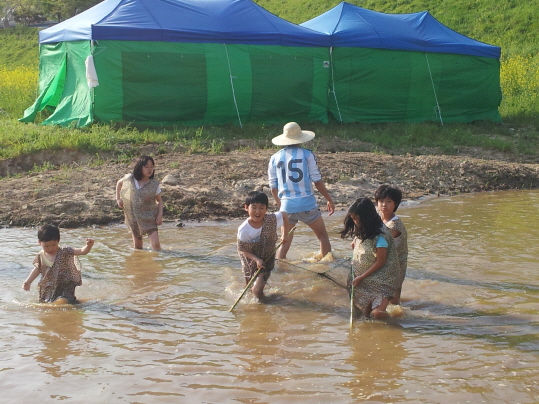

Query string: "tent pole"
[329, 47, 343, 122]
[223, 44, 243, 128]
[90, 40, 97, 127]
[425, 52, 443, 126]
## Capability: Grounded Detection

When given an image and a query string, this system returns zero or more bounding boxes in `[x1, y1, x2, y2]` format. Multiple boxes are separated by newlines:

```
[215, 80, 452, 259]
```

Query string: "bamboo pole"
[350, 261, 354, 330]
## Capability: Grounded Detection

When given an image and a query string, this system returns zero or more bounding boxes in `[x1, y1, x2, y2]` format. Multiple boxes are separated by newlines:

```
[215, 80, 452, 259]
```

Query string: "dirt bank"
[1, 146, 538, 228]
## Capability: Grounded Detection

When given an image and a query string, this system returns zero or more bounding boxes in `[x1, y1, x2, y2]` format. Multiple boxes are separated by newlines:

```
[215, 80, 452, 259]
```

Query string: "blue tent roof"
[300, 2, 500, 58]
[39, 0, 330, 47]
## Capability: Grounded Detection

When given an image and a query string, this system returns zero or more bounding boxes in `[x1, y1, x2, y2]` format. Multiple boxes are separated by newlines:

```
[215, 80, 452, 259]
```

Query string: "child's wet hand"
[22, 281, 30, 291]
[352, 276, 362, 287]
[327, 200, 335, 216]
[255, 258, 265, 269]
[86, 238, 95, 247]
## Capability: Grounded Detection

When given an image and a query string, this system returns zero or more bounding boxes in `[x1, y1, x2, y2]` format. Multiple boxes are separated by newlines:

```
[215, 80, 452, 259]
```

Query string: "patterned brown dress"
[348, 230, 400, 313]
[120, 174, 160, 238]
[386, 216, 408, 286]
[33, 246, 82, 303]
[237, 213, 278, 284]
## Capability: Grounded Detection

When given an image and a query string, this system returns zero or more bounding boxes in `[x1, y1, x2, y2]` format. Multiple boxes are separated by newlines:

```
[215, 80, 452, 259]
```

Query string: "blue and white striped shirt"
[268, 146, 322, 214]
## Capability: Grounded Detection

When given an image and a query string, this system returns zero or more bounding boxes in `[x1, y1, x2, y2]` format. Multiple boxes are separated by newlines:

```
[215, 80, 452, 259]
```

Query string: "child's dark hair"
[38, 224, 61, 242]
[340, 198, 383, 241]
[374, 185, 402, 212]
[132, 155, 155, 181]
[244, 191, 269, 207]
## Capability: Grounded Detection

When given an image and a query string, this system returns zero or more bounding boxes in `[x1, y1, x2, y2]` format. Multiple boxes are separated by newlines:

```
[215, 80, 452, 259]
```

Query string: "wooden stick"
[229, 226, 296, 312]
[350, 261, 354, 330]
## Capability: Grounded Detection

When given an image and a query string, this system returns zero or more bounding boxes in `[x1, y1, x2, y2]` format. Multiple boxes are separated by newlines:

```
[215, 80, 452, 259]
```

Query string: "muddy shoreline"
[1, 147, 538, 228]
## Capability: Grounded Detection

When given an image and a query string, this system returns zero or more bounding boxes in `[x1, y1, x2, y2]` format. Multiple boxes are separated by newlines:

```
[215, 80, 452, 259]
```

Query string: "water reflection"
[121, 250, 165, 303]
[35, 308, 85, 378]
[344, 322, 407, 401]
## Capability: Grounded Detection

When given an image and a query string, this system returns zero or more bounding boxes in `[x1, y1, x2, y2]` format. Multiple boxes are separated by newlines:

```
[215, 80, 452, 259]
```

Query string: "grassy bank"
[1, 0, 539, 164]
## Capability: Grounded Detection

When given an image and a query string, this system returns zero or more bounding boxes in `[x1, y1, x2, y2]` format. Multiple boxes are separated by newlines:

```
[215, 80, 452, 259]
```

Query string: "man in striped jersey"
[268, 122, 335, 260]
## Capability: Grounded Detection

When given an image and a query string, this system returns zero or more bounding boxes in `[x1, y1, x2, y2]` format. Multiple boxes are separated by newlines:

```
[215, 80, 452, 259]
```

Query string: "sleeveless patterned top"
[33, 246, 82, 303]
[352, 230, 401, 291]
[237, 213, 278, 283]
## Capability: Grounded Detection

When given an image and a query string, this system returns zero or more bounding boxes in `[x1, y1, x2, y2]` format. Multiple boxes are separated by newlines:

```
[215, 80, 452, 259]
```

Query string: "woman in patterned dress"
[23, 224, 94, 303]
[116, 156, 163, 251]
[340, 198, 400, 320]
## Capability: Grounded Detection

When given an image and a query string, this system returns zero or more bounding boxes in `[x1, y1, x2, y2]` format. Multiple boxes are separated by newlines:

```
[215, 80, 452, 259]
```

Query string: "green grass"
[2, 117, 538, 162]
[0, 27, 40, 69]
[1, 1, 539, 163]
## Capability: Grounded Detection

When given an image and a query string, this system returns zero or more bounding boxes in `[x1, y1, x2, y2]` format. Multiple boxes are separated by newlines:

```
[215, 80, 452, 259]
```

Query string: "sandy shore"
[1, 145, 538, 228]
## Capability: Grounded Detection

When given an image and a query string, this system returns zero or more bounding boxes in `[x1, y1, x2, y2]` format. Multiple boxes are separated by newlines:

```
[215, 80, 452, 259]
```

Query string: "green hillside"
[0, 27, 39, 68]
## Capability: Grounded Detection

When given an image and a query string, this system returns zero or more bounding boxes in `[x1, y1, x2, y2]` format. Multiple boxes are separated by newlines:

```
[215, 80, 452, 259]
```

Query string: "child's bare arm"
[238, 249, 265, 269]
[352, 247, 387, 287]
[115, 178, 124, 208]
[270, 188, 281, 209]
[314, 180, 335, 215]
[23, 266, 40, 291]
[155, 193, 163, 226]
[73, 238, 95, 255]
[115, 181, 124, 208]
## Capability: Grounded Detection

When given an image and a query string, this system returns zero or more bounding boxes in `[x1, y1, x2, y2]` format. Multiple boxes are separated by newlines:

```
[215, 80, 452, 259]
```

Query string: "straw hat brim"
[271, 130, 315, 146]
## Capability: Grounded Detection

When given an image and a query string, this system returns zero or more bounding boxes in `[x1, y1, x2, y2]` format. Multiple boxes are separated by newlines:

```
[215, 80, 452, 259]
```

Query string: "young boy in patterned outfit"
[237, 191, 289, 299]
[23, 224, 94, 303]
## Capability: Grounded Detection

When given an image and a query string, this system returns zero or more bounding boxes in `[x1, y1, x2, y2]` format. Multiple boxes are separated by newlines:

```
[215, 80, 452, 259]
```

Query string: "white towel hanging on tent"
[85, 55, 99, 89]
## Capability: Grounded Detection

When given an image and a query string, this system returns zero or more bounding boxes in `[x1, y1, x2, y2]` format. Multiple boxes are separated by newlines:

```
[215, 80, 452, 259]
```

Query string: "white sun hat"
[271, 122, 316, 146]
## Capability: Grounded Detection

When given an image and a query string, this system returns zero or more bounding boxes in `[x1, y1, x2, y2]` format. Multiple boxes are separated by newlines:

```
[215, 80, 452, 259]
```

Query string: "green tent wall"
[328, 48, 501, 124]
[93, 41, 330, 126]
[21, 41, 93, 126]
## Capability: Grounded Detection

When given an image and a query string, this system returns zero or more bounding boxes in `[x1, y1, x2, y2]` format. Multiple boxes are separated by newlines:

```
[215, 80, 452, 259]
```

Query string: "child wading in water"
[116, 155, 163, 251]
[375, 185, 408, 305]
[341, 198, 400, 319]
[237, 191, 289, 299]
[23, 224, 94, 303]
[268, 122, 334, 260]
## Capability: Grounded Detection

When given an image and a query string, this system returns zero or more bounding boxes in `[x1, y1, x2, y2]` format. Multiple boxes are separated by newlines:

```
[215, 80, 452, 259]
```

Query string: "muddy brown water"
[1, 190, 538, 403]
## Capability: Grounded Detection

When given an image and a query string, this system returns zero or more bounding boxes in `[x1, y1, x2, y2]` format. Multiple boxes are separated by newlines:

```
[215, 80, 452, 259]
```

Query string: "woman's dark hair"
[340, 198, 383, 241]
[38, 224, 61, 242]
[244, 191, 269, 207]
[132, 155, 155, 181]
[374, 184, 402, 212]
